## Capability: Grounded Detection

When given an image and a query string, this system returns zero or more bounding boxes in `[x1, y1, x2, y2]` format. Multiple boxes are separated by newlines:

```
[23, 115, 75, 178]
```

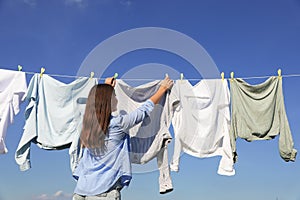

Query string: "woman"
[73, 76, 173, 200]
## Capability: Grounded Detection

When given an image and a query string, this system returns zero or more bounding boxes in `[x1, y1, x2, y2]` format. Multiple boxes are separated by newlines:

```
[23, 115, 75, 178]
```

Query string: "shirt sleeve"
[217, 80, 235, 175]
[120, 99, 155, 131]
[15, 74, 39, 171]
[170, 81, 182, 172]
[278, 79, 297, 162]
[217, 118, 235, 176]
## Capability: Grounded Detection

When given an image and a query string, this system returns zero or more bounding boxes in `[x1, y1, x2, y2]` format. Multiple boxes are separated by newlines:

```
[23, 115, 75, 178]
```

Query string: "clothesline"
[1, 67, 297, 181]
[240, 74, 300, 80]
[2, 67, 300, 81]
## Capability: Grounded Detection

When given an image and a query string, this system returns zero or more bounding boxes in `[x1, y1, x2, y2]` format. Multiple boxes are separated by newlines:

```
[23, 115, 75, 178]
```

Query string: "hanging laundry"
[0, 69, 27, 154]
[229, 77, 297, 162]
[170, 79, 235, 176]
[115, 79, 179, 194]
[15, 74, 97, 171]
[70, 79, 180, 194]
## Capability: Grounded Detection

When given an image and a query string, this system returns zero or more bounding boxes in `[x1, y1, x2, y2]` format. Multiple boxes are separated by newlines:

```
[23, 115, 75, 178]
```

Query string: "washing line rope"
[2, 67, 300, 81]
[239, 74, 300, 80]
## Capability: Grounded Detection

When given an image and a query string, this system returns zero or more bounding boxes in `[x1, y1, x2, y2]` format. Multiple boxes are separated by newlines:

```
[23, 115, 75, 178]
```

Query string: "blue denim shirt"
[73, 99, 154, 196]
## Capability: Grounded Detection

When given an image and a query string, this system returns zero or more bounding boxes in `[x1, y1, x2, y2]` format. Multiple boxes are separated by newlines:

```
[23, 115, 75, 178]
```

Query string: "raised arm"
[150, 76, 173, 104]
[105, 76, 174, 131]
[105, 75, 173, 104]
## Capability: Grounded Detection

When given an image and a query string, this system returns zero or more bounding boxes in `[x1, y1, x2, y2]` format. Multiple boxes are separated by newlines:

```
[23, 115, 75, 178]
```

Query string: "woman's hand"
[159, 76, 174, 91]
[105, 77, 116, 87]
[150, 76, 174, 104]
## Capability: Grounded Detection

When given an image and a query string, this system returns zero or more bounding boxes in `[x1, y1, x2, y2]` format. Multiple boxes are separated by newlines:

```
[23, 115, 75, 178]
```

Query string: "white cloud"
[23, 0, 37, 7]
[53, 190, 72, 198]
[33, 191, 72, 200]
[35, 194, 48, 200]
[64, 0, 87, 8]
[120, 0, 133, 7]
[23, 0, 88, 8]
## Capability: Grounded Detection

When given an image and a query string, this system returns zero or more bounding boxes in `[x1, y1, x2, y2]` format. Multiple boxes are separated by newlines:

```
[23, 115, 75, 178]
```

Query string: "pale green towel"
[230, 77, 297, 162]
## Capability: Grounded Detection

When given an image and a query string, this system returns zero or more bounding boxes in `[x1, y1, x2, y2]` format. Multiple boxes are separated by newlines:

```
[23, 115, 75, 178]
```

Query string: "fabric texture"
[114, 80, 180, 194]
[170, 79, 235, 176]
[15, 74, 97, 171]
[0, 69, 27, 154]
[73, 100, 154, 196]
[229, 77, 297, 162]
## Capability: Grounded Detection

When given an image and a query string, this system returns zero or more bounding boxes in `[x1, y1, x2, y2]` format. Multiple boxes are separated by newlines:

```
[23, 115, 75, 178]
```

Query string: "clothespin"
[277, 69, 282, 80]
[230, 72, 234, 81]
[90, 71, 94, 79]
[221, 72, 224, 81]
[111, 73, 118, 84]
[165, 73, 169, 78]
[113, 73, 118, 79]
[180, 73, 184, 82]
[18, 65, 23, 71]
[40, 67, 45, 77]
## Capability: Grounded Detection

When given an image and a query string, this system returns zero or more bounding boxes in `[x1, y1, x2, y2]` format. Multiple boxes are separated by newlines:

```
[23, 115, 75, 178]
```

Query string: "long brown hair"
[80, 84, 114, 152]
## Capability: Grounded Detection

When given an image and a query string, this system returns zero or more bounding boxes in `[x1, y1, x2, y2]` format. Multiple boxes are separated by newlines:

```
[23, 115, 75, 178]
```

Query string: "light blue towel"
[15, 74, 97, 171]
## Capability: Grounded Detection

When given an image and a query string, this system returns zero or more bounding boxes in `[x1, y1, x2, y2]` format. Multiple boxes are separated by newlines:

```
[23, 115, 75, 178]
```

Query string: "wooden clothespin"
[40, 67, 45, 77]
[18, 65, 23, 71]
[90, 72, 94, 79]
[221, 72, 224, 81]
[277, 69, 282, 80]
[230, 72, 234, 81]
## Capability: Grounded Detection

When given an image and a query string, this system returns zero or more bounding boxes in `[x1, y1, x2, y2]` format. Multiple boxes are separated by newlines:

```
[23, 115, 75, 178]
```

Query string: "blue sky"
[1, 0, 300, 199]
